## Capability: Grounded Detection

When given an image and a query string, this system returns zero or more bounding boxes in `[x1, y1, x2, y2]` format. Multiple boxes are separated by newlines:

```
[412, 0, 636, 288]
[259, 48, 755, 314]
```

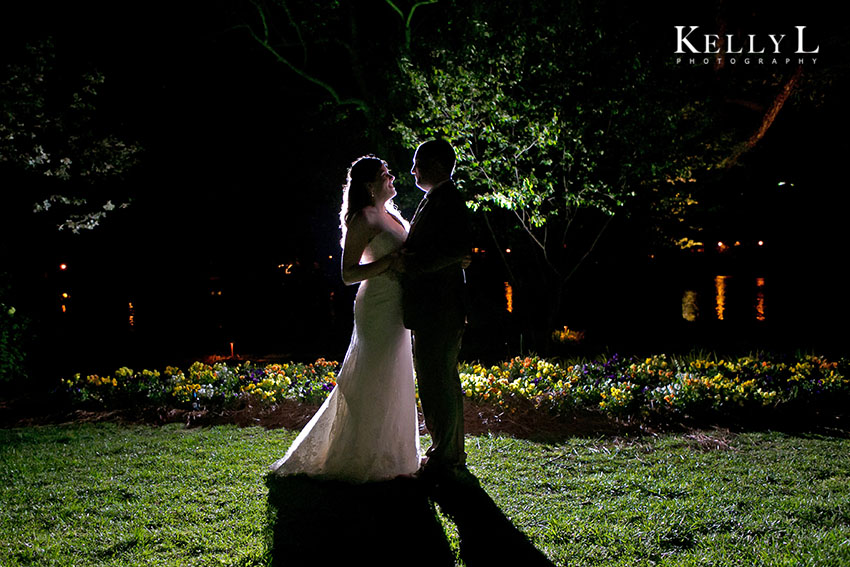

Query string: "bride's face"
[371, 165, 396, 203]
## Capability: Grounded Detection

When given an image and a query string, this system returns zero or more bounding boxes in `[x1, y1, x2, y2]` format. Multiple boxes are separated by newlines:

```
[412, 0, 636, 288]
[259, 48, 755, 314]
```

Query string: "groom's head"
[411, 139, 455, 191]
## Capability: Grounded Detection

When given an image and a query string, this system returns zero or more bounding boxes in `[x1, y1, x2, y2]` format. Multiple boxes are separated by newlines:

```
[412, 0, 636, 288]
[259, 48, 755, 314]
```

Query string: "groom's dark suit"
[403, 179, 471, 468]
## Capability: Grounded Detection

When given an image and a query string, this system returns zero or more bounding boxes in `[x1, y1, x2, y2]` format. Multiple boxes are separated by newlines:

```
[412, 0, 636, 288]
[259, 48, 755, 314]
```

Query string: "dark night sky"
[3, 1, 849, 373]
[3, 1, 364, 279]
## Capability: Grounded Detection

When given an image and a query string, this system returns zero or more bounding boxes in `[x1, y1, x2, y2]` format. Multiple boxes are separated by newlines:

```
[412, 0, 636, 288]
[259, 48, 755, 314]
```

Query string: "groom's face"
[411, 153, 433, 191]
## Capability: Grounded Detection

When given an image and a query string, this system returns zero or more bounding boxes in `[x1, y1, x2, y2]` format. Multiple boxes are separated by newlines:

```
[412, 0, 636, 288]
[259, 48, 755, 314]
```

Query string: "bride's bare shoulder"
[348, 207, 383, 237]
[352, 206, 384, 227]
[360, 205, 383, 221]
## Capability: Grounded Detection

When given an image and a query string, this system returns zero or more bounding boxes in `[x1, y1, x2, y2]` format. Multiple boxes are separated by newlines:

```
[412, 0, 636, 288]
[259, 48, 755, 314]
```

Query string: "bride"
[269, 155, 421, 483]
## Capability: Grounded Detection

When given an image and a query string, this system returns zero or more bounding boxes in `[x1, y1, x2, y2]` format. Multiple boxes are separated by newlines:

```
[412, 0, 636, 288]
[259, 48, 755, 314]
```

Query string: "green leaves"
[392, 2, 685, 243]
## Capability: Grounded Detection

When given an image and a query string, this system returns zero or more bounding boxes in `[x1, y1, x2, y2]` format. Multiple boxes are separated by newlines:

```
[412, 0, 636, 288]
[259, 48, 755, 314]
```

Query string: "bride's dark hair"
[339, 155, 407, 244]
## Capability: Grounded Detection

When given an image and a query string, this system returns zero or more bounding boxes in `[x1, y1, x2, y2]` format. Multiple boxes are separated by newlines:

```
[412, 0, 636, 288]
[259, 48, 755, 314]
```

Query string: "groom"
[401, 139, 471, 481]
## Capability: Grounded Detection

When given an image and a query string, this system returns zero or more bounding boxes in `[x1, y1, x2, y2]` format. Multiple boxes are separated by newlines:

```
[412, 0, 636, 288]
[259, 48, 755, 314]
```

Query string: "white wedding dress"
[270, 228, 421, 483]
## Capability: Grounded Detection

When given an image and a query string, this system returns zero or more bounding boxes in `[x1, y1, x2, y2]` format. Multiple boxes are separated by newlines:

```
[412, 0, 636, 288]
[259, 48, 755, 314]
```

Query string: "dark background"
[2, 1, 848, 383]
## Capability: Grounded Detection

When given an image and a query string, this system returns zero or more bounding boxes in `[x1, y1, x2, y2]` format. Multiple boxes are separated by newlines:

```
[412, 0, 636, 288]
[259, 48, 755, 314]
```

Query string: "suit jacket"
[402, 180, 471, 330]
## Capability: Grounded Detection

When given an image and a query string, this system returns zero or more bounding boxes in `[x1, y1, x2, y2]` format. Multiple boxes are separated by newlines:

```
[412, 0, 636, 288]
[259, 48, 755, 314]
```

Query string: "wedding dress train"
[270, 229, 421, 482]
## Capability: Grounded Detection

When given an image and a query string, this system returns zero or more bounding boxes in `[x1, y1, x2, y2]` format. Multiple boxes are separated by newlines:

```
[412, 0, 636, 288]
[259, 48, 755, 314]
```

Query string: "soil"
[2, 393, 845, 440]
[0, 391, 650, 440]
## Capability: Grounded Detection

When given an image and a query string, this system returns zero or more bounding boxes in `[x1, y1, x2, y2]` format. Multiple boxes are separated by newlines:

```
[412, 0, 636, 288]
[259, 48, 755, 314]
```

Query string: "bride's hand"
[390, 251, 408, 275]
[384, 251, 403, 278]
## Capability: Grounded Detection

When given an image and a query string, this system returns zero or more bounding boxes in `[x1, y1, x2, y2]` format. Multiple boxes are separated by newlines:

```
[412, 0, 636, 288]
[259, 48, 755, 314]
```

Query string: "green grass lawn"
[1, 423, 848, 566]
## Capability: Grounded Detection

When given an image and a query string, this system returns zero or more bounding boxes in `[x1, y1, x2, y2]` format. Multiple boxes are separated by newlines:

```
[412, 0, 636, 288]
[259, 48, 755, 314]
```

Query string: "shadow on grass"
[429, 474, 556, 566]
[266, 471, 555, 566]
[266, 474, 453, 566]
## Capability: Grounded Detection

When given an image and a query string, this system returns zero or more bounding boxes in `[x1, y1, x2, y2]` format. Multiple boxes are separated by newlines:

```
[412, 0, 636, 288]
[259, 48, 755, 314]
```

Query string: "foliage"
[459, 353, 849, 418]
[395, 1, 682, 226]
[62, 359, 339, 410]
[60, 352, 848, 424]
[389, 0, 718, 345]
[0, 282, 30, 383]
[0, 39, 140, 233]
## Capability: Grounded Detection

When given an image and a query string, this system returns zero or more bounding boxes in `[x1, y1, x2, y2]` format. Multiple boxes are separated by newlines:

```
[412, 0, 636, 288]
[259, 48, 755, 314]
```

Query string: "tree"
[1, 39, 140, 234]
[391, 0, 709, 346]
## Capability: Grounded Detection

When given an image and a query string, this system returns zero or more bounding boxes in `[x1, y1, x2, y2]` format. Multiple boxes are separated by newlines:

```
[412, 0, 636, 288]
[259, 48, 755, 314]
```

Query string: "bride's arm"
[341, 210, 397, 285]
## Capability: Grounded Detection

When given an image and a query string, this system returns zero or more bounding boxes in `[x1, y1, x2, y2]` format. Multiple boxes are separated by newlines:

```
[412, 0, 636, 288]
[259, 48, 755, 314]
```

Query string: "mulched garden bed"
[2, 392, 846, 440]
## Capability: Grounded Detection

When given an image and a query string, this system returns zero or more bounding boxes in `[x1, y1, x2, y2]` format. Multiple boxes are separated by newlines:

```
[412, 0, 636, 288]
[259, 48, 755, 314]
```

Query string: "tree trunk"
[721, 66, 803, 168]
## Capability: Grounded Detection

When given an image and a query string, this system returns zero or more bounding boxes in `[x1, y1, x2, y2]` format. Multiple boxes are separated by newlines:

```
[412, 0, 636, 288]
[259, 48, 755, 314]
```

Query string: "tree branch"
[384, 0, 439, 51]
[278, 0, 308, 66]
[563, 214, 612, 283]
[482, 210, 519, 287]
[246, 3, 370, 114]
[721, 66, 803, 168]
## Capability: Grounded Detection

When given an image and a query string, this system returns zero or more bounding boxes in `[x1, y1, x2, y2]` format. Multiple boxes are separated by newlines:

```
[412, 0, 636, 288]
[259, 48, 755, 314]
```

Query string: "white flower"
[103, 200, 115, 211]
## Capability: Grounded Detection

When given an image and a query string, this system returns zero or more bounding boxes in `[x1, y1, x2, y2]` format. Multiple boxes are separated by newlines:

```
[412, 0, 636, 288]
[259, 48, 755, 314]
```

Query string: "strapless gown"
[270, 229, 421, 482]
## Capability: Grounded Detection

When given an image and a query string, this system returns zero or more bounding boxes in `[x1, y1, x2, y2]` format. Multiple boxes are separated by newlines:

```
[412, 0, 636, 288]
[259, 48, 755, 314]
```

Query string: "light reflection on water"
[755, 277, 766, 321]
[714, 275, 728, 320]
[504, 282, 514, 313]
[682, 276, 767, 322]
[682, 290, 698, 322]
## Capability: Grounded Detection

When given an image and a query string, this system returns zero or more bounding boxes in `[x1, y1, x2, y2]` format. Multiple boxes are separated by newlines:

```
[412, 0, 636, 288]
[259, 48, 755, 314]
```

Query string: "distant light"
[61, 292, 69, 299]
[60, 263, 68, 271]
[328, 255, 333, 260]
[778, 181, 786, 186]
[757, 240, 764, 246]
[61, 305, 67, 313]
[717, 241, 723, 247]
[505, 248, 512, 254]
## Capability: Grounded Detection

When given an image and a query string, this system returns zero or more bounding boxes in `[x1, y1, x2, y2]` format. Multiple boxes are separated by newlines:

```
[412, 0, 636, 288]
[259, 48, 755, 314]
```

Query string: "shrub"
[0, 281, 30, 383]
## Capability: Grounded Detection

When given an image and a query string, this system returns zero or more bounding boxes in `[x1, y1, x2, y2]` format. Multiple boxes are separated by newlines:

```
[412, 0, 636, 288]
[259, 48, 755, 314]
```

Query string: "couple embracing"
[270, 139, 471, 486]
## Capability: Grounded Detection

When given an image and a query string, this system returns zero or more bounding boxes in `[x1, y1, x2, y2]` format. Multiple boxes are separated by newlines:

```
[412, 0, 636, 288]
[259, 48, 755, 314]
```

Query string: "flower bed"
[63, 359, 339, 410]
[459, 353, 849, 418]
[62, 353, 848, 421]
